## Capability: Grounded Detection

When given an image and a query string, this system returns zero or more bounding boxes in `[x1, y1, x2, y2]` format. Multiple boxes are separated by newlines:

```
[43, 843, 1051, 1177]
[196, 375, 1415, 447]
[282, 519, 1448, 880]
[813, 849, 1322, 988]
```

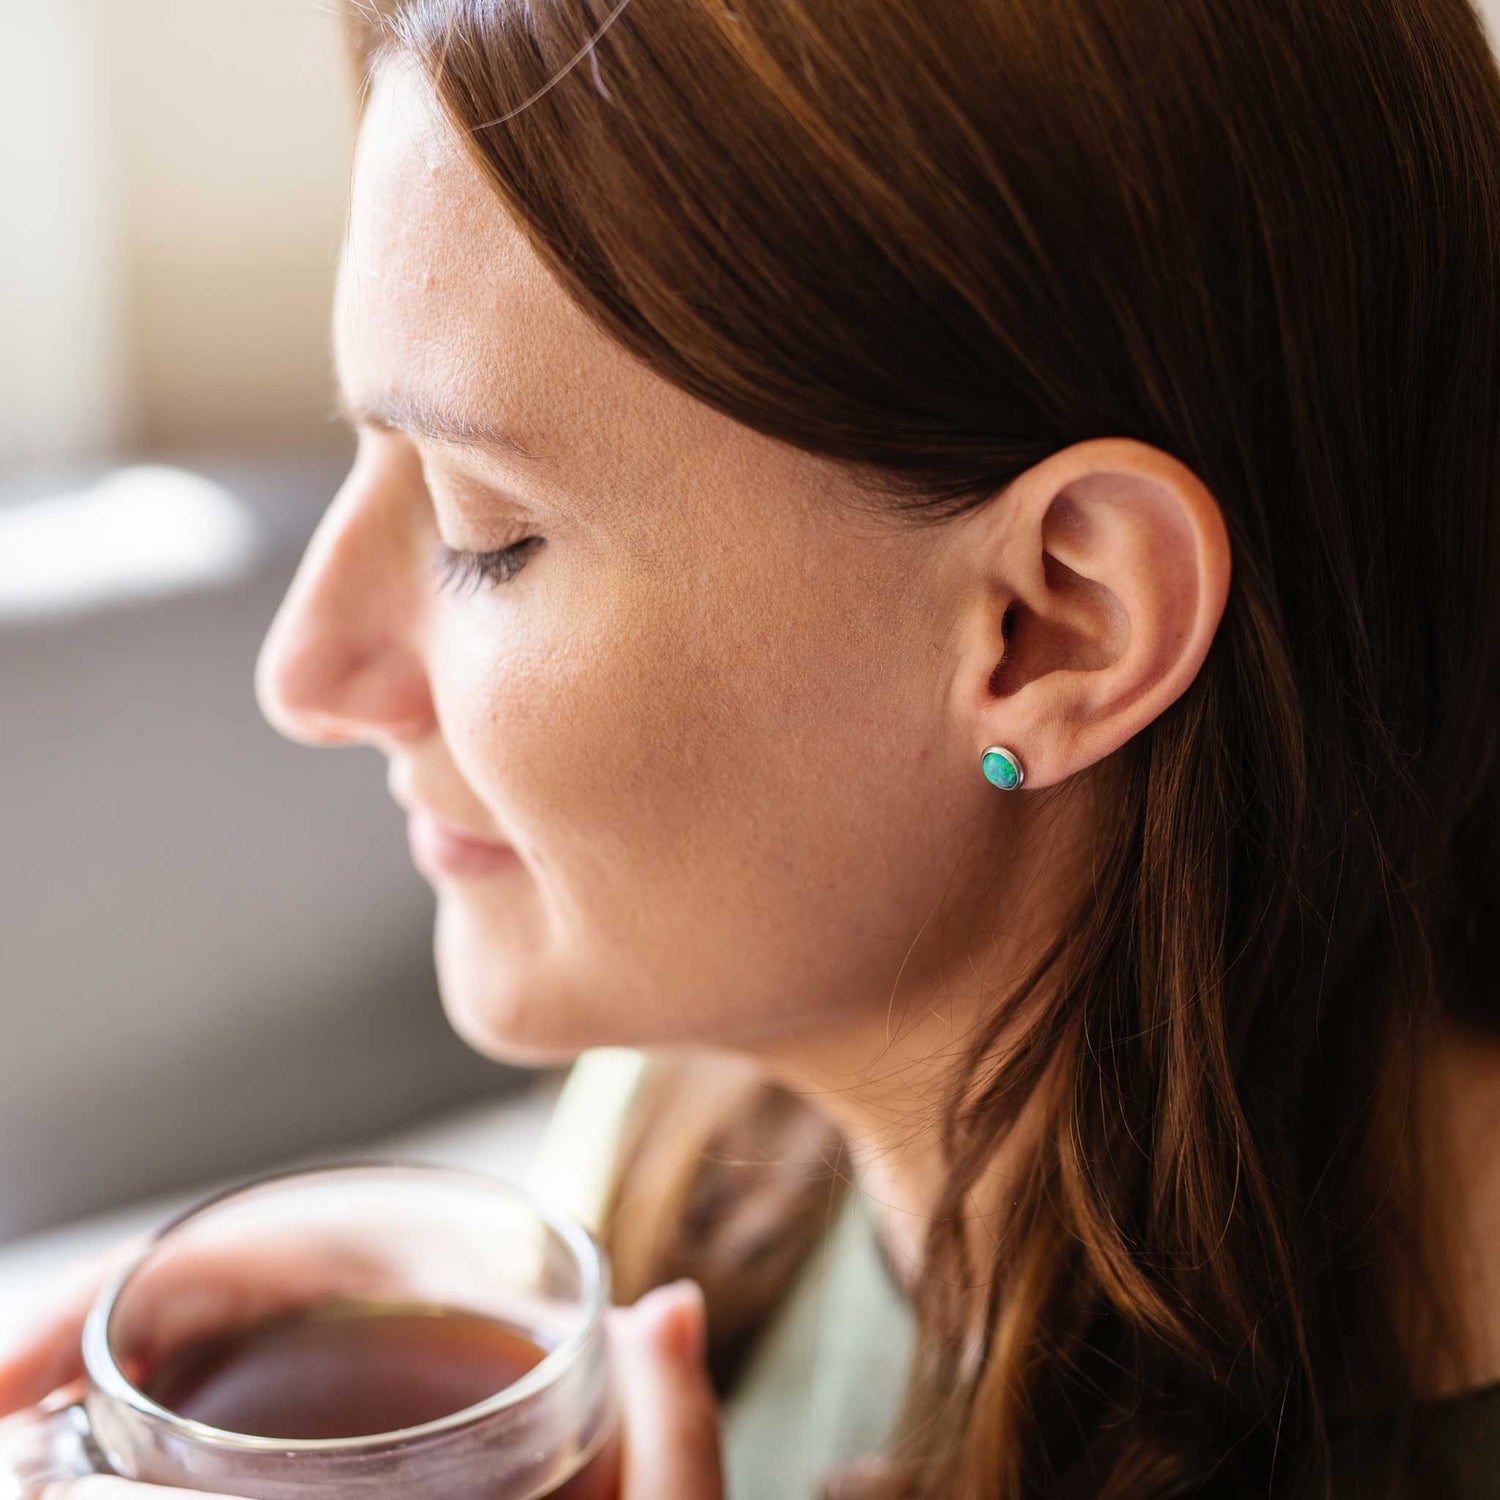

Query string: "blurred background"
[0, 0, 531, 1254]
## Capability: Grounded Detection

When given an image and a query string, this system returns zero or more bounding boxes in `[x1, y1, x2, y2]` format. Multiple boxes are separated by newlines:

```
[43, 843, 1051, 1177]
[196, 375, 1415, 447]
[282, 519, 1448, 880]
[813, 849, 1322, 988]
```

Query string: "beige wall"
[102, 0, 355, 453]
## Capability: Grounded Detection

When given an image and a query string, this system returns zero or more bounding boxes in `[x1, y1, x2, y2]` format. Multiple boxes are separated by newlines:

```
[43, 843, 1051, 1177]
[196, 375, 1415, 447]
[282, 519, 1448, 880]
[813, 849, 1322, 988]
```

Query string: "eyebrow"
[335, 389, 542, 461]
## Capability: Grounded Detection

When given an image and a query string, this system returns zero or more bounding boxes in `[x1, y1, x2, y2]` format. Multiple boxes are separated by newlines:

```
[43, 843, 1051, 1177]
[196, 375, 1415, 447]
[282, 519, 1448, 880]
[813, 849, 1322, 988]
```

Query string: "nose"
[255, 464, 437, 750]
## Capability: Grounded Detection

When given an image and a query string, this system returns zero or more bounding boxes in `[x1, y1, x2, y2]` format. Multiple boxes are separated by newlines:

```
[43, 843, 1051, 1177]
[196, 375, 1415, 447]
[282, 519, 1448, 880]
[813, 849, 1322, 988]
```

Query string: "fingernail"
[640, 1278, 706, 1364]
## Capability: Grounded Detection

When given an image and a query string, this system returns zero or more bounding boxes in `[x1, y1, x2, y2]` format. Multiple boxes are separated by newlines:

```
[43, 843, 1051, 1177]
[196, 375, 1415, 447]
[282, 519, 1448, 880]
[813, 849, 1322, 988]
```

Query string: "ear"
[952, 438, 1232, 790]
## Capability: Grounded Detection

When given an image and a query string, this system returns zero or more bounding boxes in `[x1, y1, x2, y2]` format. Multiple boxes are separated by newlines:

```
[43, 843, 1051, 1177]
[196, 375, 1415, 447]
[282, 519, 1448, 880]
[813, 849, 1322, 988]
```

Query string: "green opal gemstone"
[982, 749, 1019, 789]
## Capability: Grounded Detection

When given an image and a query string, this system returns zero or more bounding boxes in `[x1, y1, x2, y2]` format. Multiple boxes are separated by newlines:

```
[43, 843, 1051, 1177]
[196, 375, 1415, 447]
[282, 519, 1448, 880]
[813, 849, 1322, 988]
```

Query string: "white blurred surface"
[0, 468, 259, 622]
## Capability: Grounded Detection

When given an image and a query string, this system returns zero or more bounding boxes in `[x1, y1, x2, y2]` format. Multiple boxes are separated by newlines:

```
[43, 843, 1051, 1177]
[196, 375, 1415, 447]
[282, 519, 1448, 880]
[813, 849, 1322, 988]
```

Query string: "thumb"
[607, 1278, 724, 1500]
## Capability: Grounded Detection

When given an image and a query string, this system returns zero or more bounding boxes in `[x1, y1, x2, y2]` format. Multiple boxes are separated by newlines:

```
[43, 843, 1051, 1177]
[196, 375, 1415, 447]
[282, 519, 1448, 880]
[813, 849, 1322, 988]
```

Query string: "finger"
[0, 1311, 87, 1419]
[39, 1480, 221, 1498]
[120, 1238, 399, 1360]
[0, 1232, 395, 1419]
[0, 1236, 149, 1417]
[608, 1279, 724, 1500]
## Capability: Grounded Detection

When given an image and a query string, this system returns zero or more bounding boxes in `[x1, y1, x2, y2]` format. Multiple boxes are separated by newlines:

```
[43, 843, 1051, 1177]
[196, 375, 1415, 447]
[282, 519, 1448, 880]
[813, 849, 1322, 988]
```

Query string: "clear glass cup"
[0, 1162, 619, 1499]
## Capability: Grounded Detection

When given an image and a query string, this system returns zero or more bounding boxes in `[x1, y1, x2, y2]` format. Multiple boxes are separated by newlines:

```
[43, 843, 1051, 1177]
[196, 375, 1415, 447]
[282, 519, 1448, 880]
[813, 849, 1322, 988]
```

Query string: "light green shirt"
[720, 1186, 914, 1500]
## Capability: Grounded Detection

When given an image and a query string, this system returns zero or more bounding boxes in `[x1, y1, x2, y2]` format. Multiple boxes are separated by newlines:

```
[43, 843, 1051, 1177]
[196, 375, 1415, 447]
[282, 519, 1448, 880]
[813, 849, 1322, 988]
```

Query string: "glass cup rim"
[80, 1158, 610, 1454]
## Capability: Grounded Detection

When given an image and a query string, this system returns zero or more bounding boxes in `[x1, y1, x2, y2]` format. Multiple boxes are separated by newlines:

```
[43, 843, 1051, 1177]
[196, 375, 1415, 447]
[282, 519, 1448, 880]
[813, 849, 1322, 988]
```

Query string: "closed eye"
[431, 537, 545, 594]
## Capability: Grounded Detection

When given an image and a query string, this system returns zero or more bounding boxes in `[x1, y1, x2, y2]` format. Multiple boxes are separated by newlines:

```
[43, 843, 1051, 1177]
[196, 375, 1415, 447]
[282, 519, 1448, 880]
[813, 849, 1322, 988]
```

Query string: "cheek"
[420, 580, 719, 1056]
[440, 583, 672, 855]
[425, 556, 957, 1056]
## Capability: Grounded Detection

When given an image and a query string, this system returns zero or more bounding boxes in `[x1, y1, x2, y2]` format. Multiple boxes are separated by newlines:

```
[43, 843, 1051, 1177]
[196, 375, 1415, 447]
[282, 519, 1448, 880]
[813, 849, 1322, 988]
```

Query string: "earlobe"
[966, 439, 1232, 790]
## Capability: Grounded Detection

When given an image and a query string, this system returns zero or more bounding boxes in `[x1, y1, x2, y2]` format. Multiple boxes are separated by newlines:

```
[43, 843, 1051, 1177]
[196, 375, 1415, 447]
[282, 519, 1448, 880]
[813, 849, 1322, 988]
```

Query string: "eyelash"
[431, 537, 545, 595]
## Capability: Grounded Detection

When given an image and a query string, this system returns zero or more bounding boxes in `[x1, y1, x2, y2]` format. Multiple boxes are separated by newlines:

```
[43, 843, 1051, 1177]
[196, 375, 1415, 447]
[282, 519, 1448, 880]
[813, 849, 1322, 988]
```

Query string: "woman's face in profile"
[256, 62, 997, 1065]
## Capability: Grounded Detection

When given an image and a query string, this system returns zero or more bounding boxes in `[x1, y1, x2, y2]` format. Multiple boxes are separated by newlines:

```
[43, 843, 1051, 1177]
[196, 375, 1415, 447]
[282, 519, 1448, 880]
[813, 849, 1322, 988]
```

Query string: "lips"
[406, 809, 517, 879]
[386, 761, 516, 879]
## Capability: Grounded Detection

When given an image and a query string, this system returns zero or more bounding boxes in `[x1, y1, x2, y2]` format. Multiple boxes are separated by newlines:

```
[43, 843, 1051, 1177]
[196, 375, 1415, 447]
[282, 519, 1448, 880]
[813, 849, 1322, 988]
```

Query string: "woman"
[5, 0, 1500, 1494]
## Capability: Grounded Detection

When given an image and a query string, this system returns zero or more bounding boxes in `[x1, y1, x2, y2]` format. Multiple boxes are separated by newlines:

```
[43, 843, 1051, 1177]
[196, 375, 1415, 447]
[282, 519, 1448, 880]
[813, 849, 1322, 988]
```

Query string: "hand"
[0, 1232, 399, 1416]
[0, 1235, 151, 1417]
[20, 1278, 725, 1500]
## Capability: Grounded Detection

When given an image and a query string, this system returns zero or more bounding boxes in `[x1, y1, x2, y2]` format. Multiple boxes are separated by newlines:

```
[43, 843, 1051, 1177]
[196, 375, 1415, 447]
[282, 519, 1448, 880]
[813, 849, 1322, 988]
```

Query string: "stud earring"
[980, 745, 1024, 790]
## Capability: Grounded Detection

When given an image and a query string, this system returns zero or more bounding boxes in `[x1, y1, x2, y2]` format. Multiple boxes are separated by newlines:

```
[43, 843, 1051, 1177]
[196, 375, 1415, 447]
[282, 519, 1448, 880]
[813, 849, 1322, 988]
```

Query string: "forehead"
[335, 62, 638, 463]
[333, 60, 851, 538]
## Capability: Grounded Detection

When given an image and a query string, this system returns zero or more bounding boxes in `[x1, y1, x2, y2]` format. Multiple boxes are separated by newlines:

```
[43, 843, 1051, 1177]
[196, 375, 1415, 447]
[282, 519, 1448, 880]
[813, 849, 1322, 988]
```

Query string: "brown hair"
[347, 1, 1500, 1494]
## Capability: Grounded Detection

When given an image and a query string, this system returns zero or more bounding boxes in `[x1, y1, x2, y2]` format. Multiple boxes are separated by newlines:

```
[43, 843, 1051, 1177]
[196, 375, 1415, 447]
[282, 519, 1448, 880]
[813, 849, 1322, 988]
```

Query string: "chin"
[431, 911, 610, 1067]
[440, 986, 596, 1068]
[432, 961, 589, 1068]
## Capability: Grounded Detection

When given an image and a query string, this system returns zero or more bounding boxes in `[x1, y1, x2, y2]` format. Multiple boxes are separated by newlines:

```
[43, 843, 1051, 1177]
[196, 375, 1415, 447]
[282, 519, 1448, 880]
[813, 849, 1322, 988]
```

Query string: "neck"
[740, 783, 1098, 1288]
[753, 1008, 983, 1288]
[744, 906, 1074, 1284]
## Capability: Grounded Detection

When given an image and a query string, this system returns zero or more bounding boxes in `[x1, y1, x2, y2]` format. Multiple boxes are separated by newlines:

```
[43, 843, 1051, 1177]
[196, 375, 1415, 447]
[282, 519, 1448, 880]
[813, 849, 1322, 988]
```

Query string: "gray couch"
[0, 453, 514, 1243]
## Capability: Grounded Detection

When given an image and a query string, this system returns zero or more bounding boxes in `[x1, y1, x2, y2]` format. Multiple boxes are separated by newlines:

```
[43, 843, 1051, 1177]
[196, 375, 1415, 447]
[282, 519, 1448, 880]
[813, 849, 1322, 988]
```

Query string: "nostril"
[254, 639, 343, 747]
[299, 715, 359, 748]
[254, 624, 435, 750]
